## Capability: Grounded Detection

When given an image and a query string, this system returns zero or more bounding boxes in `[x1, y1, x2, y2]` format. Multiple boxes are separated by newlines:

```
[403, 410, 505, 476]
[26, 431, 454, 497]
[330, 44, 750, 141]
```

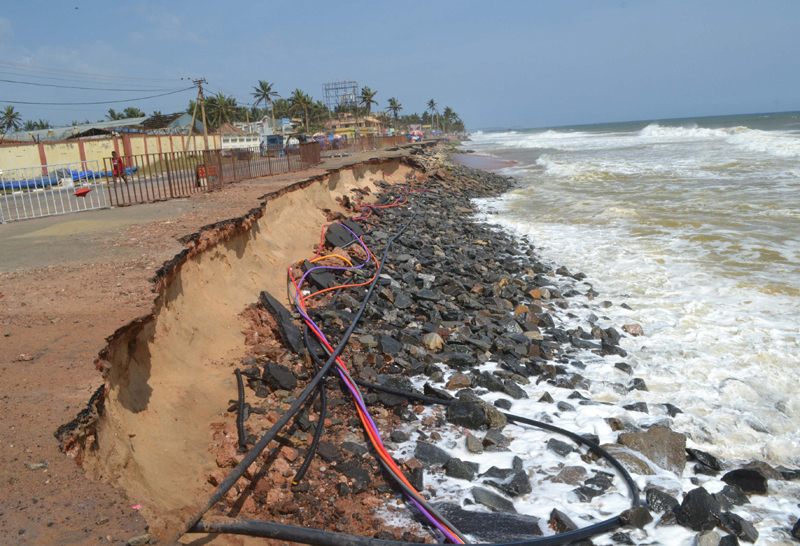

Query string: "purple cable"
[290, 225, 461, 542]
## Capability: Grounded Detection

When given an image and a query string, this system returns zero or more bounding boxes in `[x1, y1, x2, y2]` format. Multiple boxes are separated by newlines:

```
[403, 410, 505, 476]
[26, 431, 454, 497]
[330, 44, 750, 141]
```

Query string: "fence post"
[165, 154, 174, 198]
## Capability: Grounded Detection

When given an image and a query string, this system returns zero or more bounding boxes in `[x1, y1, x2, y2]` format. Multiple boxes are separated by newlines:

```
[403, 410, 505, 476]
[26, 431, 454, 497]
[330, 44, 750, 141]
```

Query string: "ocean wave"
[640, 123, 800, 158]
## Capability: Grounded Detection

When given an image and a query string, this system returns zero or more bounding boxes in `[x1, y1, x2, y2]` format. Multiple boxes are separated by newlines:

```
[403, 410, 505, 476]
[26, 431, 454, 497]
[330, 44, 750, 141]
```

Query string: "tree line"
[1, 82, 465, 139]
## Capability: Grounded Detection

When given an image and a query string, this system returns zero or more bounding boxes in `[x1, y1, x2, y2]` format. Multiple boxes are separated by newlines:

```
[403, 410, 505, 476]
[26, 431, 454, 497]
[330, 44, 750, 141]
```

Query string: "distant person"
[111, 151, 127, 184]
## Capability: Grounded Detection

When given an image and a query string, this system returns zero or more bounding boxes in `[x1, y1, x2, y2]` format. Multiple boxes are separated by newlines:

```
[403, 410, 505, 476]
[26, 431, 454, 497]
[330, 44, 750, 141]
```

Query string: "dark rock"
[423, 382, 454, 401]
[721, 468, 768, 494]
[494, 398, 513, 410]
[547, 438, 574, 457]
[413, 289, 438, 301]
[743, 461, 783, 480]
[375, 531, 396, 540]
[502, 380, 528, 400]
[629, 378, 648, 391]
[662, 403, 683, 417]
[379, 334, 404, 355]
[301, 260, 337, 290]
[687, 448, 725, 471]
[445, 458, 476, 481]
[337, 482, 350, 496]
[623, 402, 649, 414]
[718, 512, 758, 543]
[446, 401, 487, 429]
[487, 470, 532, 498]
[619, 506, 653, 529]
[341, 441, 368, 457]
[646, 488, 680, 513]
[406, 467, 424, 491]
[394, 293, 413, 309]
[414, 442, 451, 467]
[556, 401, 575, 412]
[431, 502, 542, 542]
[263, 362, 297, 391]
[791, 519, 800, 541]
[573, 486, 604, 502]
[483, 429, 511, 448]
[584, 474, 613, 492]
[714, 485, 749, 508]
[538, 392, 554, 403]
[657, 510, 679, 527]
[549, 508, 578, 533]
[610, 532, 635, 545]
[259, 291, 305, 354]
[675, 487, 721, 531]
[719, 535, 739, 546]
[472, 487, 517, 513]
[317, 442, 343, 464]
[390, 431, 409, 443]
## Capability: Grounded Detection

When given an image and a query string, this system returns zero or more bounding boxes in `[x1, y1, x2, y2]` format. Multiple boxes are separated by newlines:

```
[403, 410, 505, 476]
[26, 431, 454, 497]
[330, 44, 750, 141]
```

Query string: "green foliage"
[359, 86, 378, 115]
[1, 105, 22, 137]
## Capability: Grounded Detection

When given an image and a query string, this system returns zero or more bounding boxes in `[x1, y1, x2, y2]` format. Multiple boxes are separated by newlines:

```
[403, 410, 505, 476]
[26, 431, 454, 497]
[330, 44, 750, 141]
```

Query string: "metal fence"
[319, 135, 406, 157]
[0, 160, 109, 223]
[103, 142, 321, 206]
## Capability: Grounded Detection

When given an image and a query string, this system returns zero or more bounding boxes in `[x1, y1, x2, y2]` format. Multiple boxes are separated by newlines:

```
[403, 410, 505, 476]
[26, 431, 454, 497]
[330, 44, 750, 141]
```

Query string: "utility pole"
[191, 78, 209, 150]
[186, 80, 202, 152]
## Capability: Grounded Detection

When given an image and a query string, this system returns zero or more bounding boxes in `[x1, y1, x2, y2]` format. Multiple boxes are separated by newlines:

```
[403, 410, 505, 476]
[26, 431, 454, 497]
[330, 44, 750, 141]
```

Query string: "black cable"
[234, 369, 247, 451]
[0, 87, 194, 106]
[293, 325, 329, 485]
[178, 176, 434, 541]
[194, 515, 621, 546]
[192, 378, 641, 546]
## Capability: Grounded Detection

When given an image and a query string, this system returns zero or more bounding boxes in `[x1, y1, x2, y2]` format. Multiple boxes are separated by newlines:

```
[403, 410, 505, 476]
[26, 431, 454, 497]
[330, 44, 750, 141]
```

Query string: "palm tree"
[427, 99, 440, 133]
[106, 108, 123, 121]
[386, 98, 403, 127]
[443, 107, 456, 133]
[288, 89, 312, 133]
[359, 86, 378, 116]
[204, 93, 237, 129]
[252, 80, 279, 133]
[122, 107, 145, 118]
[1, 106, 23, 139]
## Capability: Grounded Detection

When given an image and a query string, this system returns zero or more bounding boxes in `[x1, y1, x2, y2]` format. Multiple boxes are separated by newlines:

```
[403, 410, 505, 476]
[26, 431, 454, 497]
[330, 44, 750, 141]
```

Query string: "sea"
[415, 111, 800, 544]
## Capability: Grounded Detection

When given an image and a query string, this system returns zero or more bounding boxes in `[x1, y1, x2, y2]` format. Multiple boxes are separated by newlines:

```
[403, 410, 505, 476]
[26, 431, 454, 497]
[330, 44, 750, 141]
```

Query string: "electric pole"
[191, 78, 209, 150]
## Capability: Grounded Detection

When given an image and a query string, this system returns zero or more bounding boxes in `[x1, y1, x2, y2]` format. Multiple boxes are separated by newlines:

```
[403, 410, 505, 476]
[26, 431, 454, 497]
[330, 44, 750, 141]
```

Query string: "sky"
[1, 0, 799, 130]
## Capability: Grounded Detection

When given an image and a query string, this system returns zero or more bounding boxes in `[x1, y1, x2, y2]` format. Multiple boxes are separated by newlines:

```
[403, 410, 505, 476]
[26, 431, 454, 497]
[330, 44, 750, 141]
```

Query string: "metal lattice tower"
[322, 81, 359, 113]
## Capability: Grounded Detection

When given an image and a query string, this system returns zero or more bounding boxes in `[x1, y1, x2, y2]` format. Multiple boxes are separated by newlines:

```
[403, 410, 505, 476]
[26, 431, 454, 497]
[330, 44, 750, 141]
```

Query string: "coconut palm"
[204, 93, 238, 129]
[288, 89, 312, 132]
[359, 86, 378, 116]
[427, 99, 440, 132]
[385, 98, 403, 127]
[1, 106, 22, 139]
[106, 108, 123, 121]
[252, 80, 279, 133]
[122, 107, 145, 118]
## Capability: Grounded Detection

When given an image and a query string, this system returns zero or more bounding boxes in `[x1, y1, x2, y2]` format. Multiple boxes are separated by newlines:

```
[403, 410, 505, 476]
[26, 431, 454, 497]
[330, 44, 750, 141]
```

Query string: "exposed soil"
[0, 148, 428, 546]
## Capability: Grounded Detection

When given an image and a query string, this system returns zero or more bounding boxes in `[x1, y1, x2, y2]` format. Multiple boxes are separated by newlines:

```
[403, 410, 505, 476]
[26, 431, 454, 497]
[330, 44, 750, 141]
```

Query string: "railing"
[103, 142, 322, 206]
[318, 135, 406, 157]
[0, 160, 109, 223]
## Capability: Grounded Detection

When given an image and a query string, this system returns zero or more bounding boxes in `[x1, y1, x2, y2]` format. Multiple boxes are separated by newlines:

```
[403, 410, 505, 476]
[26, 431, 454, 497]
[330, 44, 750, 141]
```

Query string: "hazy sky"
[1, 0, 799, 129]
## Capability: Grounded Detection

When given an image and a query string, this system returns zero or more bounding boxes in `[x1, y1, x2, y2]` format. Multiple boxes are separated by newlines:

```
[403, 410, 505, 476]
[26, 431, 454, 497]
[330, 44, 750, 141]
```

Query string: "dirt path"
[0, 147, 417, 545]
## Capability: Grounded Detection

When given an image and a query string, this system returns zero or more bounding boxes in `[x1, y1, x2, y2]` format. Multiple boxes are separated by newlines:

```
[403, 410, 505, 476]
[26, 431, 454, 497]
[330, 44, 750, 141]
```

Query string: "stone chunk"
[719, 535, 739, 546]
[487, 470, 532, 498]
[618, 425, 687, 475]
[552, 466, 587, 486]
[687, 448, 725, 471]
[431, 502, 542, 542]
[718, 512, 758, 543]
[379, 334, 403, 355]
[503, 379, 528, 400]
[619, 506, 653, 529]
[263, 361, 297, 391]
[695, 530, 721, 546]
[126, 535, 151, 546]
[547, 438, 574, 457]
[316, 441, 343, 464]
[472, 487, 516, 513]
[446, 373, 471, 390]
[466, 434, 484, 454]
[646, 487, 680, 513]
[446, 400, 487, 429]
[259, 290, 304, 354]
[714, 485, 749, 508]
[675, 487, 721, 531]
[549, 508, 578, 533]
[721, 468, 768, 494]
[414, 441, 451, 467]
[445, 458, 475, 481]
[394, 293, 413, 309]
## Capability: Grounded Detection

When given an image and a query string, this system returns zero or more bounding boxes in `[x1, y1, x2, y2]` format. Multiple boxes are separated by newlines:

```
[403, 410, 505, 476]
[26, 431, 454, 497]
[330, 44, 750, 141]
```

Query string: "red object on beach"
[74, 188, 92, 197]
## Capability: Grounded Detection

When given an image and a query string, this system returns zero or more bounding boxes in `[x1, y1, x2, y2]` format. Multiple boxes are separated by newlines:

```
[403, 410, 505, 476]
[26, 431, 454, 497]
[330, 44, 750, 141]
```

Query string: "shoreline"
[449, 152, 518, 173]
[8, 143, 798, 544]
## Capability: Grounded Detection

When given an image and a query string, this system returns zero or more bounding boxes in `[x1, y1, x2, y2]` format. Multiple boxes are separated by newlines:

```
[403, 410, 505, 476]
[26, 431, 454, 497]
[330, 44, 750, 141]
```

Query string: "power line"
[0, 87, 195, 105]
[0, 60, 184, 82]
[0, 77, 184, 92]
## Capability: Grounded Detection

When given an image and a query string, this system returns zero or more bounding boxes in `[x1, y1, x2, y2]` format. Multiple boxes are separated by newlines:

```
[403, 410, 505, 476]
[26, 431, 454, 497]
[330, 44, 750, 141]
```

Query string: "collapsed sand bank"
[58, 157, 427, 535]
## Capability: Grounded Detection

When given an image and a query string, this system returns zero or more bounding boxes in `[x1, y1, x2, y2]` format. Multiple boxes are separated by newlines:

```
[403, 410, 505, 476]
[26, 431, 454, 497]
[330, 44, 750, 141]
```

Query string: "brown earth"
[0, 146, 433, 546]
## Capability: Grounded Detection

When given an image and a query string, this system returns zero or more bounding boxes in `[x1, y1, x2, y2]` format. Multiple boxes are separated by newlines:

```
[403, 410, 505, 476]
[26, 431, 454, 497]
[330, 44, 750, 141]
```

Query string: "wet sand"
[449, 153, 516, 172]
